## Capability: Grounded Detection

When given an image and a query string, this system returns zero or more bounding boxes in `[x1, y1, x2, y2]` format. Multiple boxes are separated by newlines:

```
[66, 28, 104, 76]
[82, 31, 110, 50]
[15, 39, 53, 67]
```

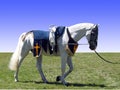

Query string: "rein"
[94, 50, 120, 64]
[68, 43, 120, 64]
[66, 43, 88, 45]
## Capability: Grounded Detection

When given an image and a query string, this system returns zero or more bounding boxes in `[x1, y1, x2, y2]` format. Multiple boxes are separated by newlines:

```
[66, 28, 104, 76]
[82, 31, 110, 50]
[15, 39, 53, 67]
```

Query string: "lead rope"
[94, 50, 120, 64]
[61, 42, 120, 64]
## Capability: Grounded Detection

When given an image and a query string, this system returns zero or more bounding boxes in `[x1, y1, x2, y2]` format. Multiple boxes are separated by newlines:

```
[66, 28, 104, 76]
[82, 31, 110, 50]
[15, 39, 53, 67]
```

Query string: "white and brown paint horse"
[9, 23, 98, 86]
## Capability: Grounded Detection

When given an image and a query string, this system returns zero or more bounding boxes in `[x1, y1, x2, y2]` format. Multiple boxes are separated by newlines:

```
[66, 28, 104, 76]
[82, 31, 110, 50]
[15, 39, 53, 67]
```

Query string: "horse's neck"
[68, 23, 94, 42]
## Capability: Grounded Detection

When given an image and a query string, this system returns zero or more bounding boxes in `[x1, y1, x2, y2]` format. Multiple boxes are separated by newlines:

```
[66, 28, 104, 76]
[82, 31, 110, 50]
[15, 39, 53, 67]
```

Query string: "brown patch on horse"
[22, 31, 33, 41]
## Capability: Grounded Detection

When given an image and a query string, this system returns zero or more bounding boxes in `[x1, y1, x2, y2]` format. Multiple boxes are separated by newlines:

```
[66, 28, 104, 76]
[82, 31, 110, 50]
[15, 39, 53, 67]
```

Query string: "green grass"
[0, 53, 120, 89]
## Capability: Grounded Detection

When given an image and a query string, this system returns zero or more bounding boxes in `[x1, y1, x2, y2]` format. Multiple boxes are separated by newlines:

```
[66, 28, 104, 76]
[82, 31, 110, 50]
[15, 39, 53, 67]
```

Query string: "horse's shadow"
[21, 80, 106, 87]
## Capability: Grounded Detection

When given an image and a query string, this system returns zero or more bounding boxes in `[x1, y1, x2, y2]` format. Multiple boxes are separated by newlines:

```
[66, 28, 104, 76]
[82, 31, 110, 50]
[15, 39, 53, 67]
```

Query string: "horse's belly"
[42, 49, 60, 56]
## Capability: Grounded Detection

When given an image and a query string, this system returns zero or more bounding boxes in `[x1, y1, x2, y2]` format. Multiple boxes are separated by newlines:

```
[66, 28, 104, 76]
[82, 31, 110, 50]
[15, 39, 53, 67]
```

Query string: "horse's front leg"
[56, 55, 73, 86]
[56, 52, 68, 86]
[64, 56, 73, 78]
[36, 55, 48, 83]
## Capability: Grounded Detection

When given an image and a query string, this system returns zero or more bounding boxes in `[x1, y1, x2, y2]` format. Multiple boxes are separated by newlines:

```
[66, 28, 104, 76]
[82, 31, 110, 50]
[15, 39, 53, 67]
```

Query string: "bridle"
[89, 26, 120, 64]
[85, 25, 120, 64]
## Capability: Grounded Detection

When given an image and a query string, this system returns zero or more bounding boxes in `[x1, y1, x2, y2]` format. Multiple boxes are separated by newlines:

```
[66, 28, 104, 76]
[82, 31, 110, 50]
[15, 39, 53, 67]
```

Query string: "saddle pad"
[31, 27, 66, 57]
[32, 30, 49, 40]
[32, 30, 50, 57]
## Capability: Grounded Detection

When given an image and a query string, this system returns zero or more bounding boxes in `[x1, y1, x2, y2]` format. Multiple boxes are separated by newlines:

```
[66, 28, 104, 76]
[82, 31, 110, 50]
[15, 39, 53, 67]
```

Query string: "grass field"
[0, 53, 120, 89]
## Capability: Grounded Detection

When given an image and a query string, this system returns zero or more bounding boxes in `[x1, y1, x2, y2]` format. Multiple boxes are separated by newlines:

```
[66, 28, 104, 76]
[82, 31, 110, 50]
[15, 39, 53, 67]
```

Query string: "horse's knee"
[69, 66, 73, 72]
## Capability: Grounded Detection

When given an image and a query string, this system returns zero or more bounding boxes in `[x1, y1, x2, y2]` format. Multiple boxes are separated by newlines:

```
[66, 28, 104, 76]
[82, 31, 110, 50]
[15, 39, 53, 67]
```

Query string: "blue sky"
[0, 0, 120, 52]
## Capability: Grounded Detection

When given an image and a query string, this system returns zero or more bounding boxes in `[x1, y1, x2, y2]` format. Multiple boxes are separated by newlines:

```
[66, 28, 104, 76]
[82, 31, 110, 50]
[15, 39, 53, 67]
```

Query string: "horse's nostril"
[89, 45, 96, 50]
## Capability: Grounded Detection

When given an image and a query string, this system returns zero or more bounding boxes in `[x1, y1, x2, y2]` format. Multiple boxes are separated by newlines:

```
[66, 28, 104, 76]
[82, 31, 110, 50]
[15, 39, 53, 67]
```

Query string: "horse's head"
[86, 24, 98, 50]
[49, 25, 56, 50]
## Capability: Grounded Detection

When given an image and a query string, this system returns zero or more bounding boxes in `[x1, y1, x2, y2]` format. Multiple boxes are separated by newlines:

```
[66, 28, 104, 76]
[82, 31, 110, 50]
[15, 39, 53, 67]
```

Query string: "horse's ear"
[96, 24, 100, 27]
[93, 24, 99, 29]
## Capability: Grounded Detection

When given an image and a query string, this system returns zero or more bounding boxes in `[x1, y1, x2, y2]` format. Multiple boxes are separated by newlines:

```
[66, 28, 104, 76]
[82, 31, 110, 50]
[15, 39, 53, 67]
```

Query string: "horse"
[9, 23, 98, 86]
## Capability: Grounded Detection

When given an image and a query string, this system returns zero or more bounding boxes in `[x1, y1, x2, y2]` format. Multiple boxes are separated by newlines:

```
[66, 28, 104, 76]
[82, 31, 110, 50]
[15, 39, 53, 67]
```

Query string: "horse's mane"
[68, 23, 94, 31]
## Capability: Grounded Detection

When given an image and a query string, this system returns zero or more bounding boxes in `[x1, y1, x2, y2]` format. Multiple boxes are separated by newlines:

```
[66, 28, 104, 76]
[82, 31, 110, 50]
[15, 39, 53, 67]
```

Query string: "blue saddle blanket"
[31, 26, 66, 57]
[31, 30, 50, 57]
[33, 30, 49, 40]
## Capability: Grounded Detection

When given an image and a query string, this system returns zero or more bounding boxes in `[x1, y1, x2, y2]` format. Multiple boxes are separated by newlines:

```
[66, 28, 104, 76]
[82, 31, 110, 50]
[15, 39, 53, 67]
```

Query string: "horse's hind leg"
[36, 55, 48, 83]
[14, 41, 30, 82]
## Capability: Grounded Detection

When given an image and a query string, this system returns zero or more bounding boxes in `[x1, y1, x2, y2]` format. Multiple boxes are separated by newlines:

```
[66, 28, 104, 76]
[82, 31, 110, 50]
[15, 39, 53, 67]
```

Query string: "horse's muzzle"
[89, 45, 96, 50]
[89, 40, 97, 50]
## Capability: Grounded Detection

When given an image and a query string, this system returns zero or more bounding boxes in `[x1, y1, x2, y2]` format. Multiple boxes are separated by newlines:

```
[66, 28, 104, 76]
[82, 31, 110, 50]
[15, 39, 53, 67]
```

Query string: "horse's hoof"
[43, 80, 48, 84]
[65, 83, 69, 87]
[63, 82, 69, 87]
[15, 79, 19, 82]
[56, 76, 61, 81]
[44, 81, 48, 84]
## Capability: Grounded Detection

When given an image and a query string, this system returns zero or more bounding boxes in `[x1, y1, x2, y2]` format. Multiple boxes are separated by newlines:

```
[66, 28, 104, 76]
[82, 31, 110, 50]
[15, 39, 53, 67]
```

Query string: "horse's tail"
[9, 32, 26, 71]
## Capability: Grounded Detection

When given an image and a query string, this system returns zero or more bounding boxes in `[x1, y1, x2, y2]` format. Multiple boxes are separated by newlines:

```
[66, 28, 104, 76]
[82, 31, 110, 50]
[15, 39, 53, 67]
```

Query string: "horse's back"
[32, 30, 49, 40]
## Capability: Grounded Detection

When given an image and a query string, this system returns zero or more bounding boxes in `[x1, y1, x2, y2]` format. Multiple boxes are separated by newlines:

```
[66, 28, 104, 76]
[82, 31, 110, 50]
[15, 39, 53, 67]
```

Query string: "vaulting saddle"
[31, 26, 78, 57]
